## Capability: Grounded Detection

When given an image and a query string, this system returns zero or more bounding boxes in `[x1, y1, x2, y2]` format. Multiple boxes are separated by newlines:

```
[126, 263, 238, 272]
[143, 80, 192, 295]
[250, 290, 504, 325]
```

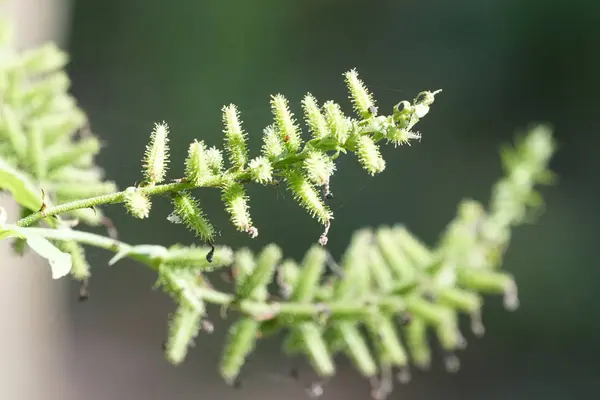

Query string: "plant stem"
[15, 149, 313, 228]
[15, 226, 406, 321]
[16, 181, 194, 227]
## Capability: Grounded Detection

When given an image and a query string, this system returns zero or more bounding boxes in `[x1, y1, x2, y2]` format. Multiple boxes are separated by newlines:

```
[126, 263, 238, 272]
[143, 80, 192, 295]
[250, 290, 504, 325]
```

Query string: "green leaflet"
[220, 318, 260, 385]
[0, 211, 71, 279]
[166, 302, 204, 365]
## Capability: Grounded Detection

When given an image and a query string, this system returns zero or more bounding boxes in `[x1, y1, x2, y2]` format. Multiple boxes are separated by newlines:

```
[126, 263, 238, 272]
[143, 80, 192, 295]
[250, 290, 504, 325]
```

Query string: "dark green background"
[64, 1, 599, 399]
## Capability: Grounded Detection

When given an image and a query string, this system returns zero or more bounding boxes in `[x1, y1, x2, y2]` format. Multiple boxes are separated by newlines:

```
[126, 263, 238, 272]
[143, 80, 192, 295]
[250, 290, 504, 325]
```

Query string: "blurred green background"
[56, 0, 600, 399]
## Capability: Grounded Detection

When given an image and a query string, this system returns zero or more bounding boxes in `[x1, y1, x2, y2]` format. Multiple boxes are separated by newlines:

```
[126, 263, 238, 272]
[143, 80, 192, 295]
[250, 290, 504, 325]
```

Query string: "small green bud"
[405, 317, 431, 370]
[222, 104, 248, 169]
[336, 322, 378, 377]
[301, 93, 329, 139]
[385, 127, 421, 147]
[166, 302, 203, 365]
[270, 94, 302, 152]
[344, 69, 376, 119]
[220, 318, 260, 385]
[278, 259, 299, 298]
[222, 183, 256, 237]
[366, 314, 408, 367]
[248, 156, 273, 184]
[142, 121, 170, 185]
[205, 146, 224, 175]
[236, 244, 281, 300]
[303, 151, 335, 186]
[406, 296, 453, 327]
[298, 322, 336, 377]
[284, 169, 333, 226]
[291, 245, 327, 302]
[355, 135, 385, 176]
[123, 187, 151, 219]
[323, 101, 349, 144]
[172, 192, 215, 242]
[185, 140, 210, 185]
[457, 269, 519, 310]
[261, 125, 284, 160]
[522, 124, 555, 164]
[437, 287, 482, 313]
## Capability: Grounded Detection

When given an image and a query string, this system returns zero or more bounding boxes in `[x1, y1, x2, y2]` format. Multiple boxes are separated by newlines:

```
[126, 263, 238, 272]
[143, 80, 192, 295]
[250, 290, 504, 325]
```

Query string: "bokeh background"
[2, 1, 600, 399]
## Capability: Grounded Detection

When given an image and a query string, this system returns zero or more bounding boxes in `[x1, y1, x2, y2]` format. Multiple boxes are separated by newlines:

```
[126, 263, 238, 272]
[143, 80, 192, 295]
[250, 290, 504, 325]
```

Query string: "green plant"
[0, 19, 555, 399]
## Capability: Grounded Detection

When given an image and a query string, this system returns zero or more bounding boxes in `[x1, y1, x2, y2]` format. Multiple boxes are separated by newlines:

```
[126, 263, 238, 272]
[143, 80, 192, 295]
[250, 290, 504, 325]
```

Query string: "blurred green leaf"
[0, 156, 42, 211]
[0, 212, 72, 279]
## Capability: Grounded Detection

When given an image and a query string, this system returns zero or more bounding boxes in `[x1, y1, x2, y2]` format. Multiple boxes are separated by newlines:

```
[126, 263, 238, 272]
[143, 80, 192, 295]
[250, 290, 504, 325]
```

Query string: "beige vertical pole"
[0, 1, 75, 399]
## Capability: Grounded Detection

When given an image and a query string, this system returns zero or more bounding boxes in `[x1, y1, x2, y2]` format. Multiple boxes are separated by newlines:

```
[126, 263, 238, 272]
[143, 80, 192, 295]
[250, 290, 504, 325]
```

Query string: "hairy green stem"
[17, 181, 193, 227]
[15, 148, 319, 228]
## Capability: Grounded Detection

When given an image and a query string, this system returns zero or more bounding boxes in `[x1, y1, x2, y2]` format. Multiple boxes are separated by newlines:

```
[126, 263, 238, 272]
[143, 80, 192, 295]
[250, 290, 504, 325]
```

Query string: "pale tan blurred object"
[0, 1, 75, 399]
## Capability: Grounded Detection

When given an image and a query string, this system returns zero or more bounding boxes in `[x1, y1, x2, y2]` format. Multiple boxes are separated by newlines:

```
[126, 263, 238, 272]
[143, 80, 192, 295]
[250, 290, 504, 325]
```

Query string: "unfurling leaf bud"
[270, 94, 302, 152]
[222, 104, 248, 169]
[412, 90, 442, 120]
[172, 192, 215, 243]
[355, 135, 385, 175]
[248, 156, 273, 184]
[142, 121, 170, 185]
[302, 93, 329, 139]
[344, 69, 376, 119]
[123, 187, 151, 219]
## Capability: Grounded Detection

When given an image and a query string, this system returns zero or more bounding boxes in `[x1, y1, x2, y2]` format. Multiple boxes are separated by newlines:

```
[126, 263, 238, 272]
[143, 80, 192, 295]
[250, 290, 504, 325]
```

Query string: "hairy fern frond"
[1, 125, 555, 399]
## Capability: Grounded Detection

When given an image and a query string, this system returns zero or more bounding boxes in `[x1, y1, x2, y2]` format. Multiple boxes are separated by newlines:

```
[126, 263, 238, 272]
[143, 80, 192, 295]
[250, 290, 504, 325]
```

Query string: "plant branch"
[16, 181, 191, 227]
[15, 225, 405, 321]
